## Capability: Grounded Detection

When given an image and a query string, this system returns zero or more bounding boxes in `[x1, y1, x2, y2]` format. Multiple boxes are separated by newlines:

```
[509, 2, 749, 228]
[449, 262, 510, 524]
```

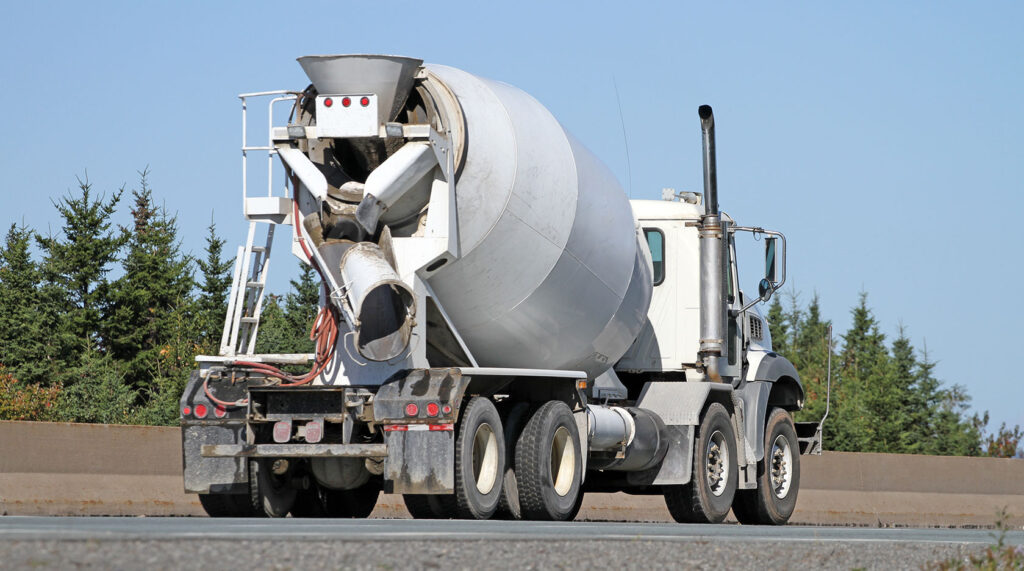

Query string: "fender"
[737, 352, 803, 461]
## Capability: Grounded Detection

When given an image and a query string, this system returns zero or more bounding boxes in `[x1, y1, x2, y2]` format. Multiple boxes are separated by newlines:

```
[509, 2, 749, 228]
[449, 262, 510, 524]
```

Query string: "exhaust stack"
[698, 105, 726, 382]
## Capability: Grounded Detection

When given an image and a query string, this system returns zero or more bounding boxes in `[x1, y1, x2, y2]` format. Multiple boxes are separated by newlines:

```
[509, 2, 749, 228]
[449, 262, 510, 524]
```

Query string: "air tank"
[299, 56, 653, 379]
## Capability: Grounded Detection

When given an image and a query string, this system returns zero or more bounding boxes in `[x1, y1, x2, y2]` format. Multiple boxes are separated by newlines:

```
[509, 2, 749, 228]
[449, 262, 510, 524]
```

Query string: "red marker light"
[193, 404, 208, 419]
[360, 96, 370, 107]
[426, 402, 439, 417]
[342, 97, 351, 107]
[405, 403, 419, 417]
[442, 404, 452, 415]
[324, 97, 333, 108]
[182, 406, 192, 417]
[214, 405, 227, 418]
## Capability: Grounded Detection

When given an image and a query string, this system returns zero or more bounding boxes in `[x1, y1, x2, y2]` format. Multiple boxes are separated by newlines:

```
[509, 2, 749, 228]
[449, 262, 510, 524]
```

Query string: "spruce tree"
[195, 219, 233, 351]
[0, 224, 49, 384]
[104, 171, 194, 392]
[35, 177, 125, 372]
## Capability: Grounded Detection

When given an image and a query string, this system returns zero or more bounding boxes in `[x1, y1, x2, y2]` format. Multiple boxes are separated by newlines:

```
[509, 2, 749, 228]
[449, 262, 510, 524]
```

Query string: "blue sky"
[2, 2, 1021, 434]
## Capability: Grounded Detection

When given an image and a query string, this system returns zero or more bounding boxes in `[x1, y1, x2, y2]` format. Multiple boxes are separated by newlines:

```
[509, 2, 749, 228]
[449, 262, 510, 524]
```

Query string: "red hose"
[205, 174, 341, 407]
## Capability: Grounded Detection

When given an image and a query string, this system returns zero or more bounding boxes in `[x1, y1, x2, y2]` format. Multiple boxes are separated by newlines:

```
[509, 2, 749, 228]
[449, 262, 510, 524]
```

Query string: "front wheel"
[732, 407, 800, 525]
[664, 402, 738, 523]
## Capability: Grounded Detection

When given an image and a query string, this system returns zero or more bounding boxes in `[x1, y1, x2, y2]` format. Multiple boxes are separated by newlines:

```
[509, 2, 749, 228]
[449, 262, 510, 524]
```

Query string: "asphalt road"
[1, 517, 1021, 570]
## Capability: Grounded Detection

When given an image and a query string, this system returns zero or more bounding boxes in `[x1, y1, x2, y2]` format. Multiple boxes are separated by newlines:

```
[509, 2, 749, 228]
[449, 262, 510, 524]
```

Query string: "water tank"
[299, 56, 653, 379]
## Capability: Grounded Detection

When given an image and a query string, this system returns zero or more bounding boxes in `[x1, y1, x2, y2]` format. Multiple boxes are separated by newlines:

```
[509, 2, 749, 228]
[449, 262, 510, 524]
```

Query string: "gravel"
[0, 538, 984, 570]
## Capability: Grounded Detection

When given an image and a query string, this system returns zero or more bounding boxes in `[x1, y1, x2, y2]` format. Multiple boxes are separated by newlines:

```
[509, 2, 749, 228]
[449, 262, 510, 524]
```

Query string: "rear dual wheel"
[514, 401, 584, 521]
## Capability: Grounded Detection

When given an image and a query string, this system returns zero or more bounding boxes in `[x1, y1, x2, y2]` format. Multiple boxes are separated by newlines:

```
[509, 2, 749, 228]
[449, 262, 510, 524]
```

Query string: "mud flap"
[182, 423, 248, 494]
[384, 430, 454, 494]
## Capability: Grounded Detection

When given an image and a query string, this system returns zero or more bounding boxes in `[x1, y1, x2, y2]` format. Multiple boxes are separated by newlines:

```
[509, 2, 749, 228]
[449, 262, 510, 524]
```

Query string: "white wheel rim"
[770, 433, 793, 499]
[550, 426, 576, 497]
[472, 422, 499, 494]
[706, 429, 730, 497]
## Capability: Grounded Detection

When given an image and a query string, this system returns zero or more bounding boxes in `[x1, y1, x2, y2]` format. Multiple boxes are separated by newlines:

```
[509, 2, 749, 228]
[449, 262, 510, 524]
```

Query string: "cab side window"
[644, 228, 665, 286]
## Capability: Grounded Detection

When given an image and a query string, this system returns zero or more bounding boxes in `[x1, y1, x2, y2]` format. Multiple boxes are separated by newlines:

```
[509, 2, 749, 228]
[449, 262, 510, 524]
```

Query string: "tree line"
[0, 174, 1020, 457]
[768, 292, 1022, 458]
[0, 172, 315, 425]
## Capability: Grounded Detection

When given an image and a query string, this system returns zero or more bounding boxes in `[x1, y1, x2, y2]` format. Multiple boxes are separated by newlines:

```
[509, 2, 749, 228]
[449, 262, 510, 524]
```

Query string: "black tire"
[249, 458, 297, 518]
[292, 479, 382, 519]
[495, 402, 531, 520]
[198, 493, 257, 517]
[732, 408, 800, 525]
[515, 401, 583, 521]
[453, 396, 505, 519]
[664, 402, 738, 523]
[402, 494, 457, 519]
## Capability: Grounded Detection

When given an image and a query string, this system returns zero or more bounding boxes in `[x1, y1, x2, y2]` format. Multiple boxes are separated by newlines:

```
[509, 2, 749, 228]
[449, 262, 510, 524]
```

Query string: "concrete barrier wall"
[2, 421, 1022, 526]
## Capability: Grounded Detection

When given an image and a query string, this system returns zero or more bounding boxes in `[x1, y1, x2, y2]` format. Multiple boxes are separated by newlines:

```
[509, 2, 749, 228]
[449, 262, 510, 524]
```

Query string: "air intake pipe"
[698, 105, 726, 383]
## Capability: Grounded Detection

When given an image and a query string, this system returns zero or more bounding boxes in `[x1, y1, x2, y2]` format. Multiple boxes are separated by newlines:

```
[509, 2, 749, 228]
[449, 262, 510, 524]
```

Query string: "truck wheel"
[495, 402, 531, 520]
[515, 401, 583, 521]
[664, 402, 737, 523]
[732, 408, 800, 525]
[453, 396, 505, 519]
[198, 493, 257, 517]
[249, 458, 297, 518]
[403, 494, 457, 519]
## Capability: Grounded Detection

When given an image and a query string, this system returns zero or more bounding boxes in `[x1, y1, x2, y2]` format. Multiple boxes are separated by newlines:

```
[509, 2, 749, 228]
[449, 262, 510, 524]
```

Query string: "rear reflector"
[273, 420, 292, 443]
[305, 419, 324, 444]
[383, 425, 409, 432]
[428, 424, 454, 431]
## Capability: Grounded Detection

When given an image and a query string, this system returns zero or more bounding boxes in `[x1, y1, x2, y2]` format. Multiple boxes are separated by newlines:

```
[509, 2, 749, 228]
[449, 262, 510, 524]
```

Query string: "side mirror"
[765, 237, 778, 283]
[759, 278, 774, 302]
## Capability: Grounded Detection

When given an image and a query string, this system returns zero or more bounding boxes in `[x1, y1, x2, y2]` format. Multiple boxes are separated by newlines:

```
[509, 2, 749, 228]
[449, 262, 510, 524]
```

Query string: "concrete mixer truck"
[180, 54, 814, 525]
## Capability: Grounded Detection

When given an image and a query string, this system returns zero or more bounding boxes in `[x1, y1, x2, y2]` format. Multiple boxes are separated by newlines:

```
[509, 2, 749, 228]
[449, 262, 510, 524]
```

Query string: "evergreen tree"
[790, 294, 833, 426]
[195, 219, 233, 351]
[104, 171, 195, 392]
[35, 177, 125, 372]
[0, 224, 49, 384]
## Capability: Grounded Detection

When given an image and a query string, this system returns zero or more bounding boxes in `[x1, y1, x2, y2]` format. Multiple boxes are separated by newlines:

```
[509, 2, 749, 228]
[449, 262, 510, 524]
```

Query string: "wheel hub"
[705, 430, 729, 497]
[770, 434, 793, 498]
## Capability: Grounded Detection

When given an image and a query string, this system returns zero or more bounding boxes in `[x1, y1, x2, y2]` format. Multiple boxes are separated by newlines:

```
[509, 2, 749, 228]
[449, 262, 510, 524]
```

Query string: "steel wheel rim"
[705, 429, 729, 497]
[770, 433, 793, 499]
[550, 426, 576, 497]
[472, 422, 499, 494]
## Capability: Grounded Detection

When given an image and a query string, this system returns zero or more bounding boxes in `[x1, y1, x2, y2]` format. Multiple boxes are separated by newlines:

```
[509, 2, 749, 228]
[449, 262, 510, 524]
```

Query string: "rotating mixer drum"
[298, 55, 653, 378]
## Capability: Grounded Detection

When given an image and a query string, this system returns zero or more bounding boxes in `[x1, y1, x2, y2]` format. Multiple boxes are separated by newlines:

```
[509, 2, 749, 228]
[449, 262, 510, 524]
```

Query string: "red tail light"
[360, 96, 370, 107]
[342, 97, 351, 107]
[193, 404, 208, 419]
[405, 403, 419, 417]
[426, 402, 439, 417]
[214, 405, 227, 418]
[324, 97, 333, 107]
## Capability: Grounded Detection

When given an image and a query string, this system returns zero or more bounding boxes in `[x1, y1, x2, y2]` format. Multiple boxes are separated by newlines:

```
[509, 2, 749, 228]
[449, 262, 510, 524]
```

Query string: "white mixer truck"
[181, 54, 813, 525]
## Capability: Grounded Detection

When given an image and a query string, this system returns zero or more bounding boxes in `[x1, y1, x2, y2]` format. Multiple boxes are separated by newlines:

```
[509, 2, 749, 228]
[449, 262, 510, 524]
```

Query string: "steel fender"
[738, 354, 804, 462]
[373, 368, 470, 423]
[181, 370, 249, 494]
[754, 353, 804, 405]
[635, 381, 732, 426]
